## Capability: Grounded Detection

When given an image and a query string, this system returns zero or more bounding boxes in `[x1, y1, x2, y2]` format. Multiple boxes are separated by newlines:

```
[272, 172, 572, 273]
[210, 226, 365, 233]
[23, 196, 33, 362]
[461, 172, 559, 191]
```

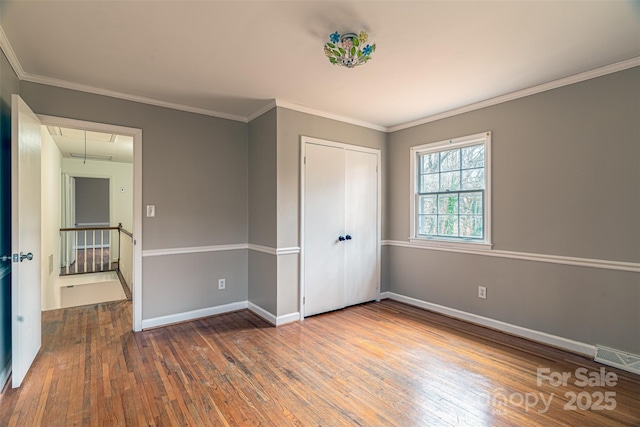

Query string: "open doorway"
[38, 115, 142, 331]
[59, 175, 129, 308]
[43, 126, 133, 310]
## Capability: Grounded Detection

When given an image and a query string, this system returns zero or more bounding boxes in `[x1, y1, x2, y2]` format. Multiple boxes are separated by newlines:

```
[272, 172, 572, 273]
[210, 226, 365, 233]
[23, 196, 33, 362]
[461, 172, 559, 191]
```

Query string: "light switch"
[146, 205, 156, 217]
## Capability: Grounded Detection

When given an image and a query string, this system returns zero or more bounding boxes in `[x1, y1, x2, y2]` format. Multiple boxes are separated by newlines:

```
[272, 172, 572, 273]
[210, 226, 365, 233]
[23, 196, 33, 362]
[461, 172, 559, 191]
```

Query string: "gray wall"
[143, 250, 247, 319]
[248, 108, 277, 313]
[275, 107, 388, 315]
[388, 67, 640, 353]
[246, 106, 389, 318]
[248, 251, 277, 315]
[9, 54, 638, 355]
[248, 108, 277, 248]
[21, 81, 249, 321]
[75, 177, 109, 224]
[276, 107, 388, 247]
[0, 47, 20, 385]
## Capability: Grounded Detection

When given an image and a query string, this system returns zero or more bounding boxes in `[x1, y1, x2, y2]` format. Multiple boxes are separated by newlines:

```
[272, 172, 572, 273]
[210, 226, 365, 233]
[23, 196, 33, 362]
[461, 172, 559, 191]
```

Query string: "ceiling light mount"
[325, 31, 376, 68]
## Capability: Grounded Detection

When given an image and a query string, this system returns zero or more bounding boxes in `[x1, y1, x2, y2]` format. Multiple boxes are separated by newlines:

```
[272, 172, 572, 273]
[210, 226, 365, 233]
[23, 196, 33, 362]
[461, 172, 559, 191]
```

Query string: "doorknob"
[338, 236, 346, 241]
[19, 252, 33, 262]
[345, 235, 352, 240]
[1, 255, 11, 262]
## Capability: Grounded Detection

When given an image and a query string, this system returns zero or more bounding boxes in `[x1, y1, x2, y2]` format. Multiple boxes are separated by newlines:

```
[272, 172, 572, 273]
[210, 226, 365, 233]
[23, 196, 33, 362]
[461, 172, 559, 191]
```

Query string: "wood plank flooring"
[1, 300, 638, 426]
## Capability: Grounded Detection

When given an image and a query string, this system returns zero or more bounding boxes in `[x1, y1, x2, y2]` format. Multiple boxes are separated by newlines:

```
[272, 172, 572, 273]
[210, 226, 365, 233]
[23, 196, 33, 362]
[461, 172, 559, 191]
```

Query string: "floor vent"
[594, 345, 640, 375]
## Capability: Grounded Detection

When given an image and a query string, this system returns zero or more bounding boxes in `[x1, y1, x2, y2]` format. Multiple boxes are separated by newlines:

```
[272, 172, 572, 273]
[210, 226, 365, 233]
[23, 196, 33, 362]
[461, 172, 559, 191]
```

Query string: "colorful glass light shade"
[324, 31, 376, 68]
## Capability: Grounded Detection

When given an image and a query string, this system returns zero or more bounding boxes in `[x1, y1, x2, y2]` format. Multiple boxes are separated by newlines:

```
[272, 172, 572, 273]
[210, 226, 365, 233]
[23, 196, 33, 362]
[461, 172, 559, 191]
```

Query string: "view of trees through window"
[417, 143, 485, 239]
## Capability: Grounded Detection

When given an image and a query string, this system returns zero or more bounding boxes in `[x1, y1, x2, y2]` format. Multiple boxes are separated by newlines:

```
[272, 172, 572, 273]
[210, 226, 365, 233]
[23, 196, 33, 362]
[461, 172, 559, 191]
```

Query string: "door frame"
[38, 115, 143, 331]
[299, 135, 381, 319]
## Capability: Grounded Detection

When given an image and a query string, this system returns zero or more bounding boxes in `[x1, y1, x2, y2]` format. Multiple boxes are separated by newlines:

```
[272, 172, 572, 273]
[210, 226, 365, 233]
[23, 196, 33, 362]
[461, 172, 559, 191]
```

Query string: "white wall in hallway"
[62, 158, 133, 232]
[40, 126, 62, 310]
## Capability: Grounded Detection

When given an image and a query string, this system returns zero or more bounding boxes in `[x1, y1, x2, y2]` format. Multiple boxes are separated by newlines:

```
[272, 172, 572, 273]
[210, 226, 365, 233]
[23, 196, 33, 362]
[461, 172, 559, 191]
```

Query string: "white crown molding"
[382, 240, 640, 273]
[21, 71, 247, 122]
[275, 99, 388, 132]
[141, 301, 248, 329]
[246, 100, 277, 122]
[0, 25, 24, 78]
[382, 292, 595, 357]
[388, 57, 640, 132]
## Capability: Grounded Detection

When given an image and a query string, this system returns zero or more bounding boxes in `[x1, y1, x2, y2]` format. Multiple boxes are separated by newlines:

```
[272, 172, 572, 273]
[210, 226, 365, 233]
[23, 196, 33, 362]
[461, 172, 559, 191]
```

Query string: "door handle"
[1, 255, 11, 262]
[345, 235, 352, 240]
[19, 252, 33, 262]
[338, 236, 346, 242]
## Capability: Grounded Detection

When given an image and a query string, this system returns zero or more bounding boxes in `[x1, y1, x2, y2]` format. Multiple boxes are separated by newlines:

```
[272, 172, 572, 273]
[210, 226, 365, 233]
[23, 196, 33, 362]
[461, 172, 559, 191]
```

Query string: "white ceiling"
[46, 126, 134, 164]
[1, 1, 639, 129]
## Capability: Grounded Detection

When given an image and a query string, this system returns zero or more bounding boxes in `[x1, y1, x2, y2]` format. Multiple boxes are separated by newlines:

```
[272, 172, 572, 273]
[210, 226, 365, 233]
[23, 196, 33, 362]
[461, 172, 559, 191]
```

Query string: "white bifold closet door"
[304, 141, 379, 317]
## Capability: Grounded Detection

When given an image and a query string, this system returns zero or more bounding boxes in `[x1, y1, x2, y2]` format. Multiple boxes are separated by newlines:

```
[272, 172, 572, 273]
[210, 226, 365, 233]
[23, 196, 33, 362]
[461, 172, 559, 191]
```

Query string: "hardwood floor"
[1, 300, 638, 426]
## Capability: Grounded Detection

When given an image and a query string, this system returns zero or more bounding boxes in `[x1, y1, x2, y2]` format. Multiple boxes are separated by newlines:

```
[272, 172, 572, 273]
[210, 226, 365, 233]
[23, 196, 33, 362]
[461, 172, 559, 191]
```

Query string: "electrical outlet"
[218, 278, 226, 290]
[478, 286, 487, 299]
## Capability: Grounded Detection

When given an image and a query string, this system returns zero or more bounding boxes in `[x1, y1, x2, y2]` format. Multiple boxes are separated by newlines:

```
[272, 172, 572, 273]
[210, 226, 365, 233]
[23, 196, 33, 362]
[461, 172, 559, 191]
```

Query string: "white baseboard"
[248, 302, 276, 325]
[276, 311, 301, 326]
[0, 357, 11, 391]
[141, 301, 248, 329]
[381, 292, 596, 357]
[248, 303, 300, 326]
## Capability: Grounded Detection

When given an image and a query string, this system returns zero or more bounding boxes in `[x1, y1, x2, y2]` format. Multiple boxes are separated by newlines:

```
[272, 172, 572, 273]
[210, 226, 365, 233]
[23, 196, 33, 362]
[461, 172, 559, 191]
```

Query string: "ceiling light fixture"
[324, 31, 376, 68]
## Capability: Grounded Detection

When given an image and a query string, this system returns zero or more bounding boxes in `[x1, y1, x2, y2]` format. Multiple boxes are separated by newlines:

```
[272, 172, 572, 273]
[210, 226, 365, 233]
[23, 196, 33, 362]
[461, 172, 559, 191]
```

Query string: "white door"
[344, 150, 379, 306]
[11, 95, 42, 388]
[303, 139, 379, 317]
[303, 143, 346, 316]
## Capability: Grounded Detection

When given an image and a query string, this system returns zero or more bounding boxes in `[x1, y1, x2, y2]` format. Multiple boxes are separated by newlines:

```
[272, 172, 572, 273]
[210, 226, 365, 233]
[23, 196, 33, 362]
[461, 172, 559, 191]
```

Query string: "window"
[410, 132, 492, 249]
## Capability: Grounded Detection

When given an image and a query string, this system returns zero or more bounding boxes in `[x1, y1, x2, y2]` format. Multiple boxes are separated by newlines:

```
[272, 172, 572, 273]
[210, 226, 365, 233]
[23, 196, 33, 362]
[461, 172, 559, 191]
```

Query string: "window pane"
[440, 171, 460, 191]
[459, 192, 483, 214]
[438, 215, 458, 236]
[440, 149, 460, 172]
[461, 144, 484, 169]
[419, 195, 437, 214]
[461, 168, 484, 190]
[421, 173, 439, 192]
[420, 153, 439, 174]
[438, 194, 458, 214]
[418, 215, 437, 235]
[460, 215, 483, 238]
[413, 134, 489, 244]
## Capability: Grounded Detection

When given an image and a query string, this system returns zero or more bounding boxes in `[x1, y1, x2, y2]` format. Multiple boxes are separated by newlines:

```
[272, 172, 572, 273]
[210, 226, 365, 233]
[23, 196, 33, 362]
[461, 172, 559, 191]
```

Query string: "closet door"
[344, 149, 378, 307]
[303, 143, 346, 317]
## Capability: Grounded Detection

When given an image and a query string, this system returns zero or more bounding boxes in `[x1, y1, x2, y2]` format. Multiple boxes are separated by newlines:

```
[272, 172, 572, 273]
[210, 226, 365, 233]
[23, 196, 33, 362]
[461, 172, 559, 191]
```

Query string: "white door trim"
[37, 114, 143, 332]
[299, 135, 381, 319]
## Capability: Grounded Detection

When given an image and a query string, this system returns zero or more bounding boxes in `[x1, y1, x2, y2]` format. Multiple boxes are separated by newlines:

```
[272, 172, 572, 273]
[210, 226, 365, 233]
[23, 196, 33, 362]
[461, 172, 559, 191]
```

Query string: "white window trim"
[409, 131, 492, 249]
